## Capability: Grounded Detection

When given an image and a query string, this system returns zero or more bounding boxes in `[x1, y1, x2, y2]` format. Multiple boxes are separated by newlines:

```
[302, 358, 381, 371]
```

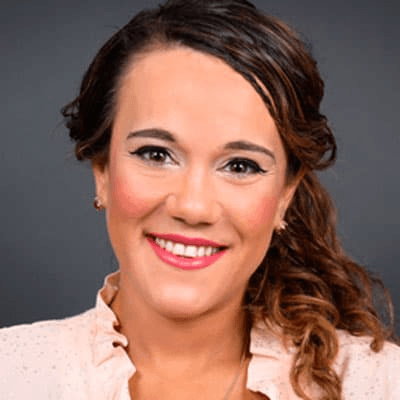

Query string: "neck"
[111, 278, 249, 374]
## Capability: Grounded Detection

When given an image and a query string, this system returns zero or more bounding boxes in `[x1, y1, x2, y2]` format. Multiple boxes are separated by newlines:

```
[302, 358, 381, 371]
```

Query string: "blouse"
[1, 272, 399, 399]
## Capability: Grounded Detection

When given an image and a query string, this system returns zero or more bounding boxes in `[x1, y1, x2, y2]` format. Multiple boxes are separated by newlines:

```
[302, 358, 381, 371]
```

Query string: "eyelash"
[223, 158, 267, 176]
[130, 146, 267, 176]
[131, 146, 174, 165]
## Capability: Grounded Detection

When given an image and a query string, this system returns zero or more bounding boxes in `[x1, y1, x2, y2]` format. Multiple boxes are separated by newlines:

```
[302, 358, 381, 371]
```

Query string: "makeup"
[147, 236, 227, 270]
[149, 233, 225, 248]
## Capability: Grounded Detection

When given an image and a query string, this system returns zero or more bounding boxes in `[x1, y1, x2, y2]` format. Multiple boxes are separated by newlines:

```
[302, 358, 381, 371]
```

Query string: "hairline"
[102, 39, 297, 184]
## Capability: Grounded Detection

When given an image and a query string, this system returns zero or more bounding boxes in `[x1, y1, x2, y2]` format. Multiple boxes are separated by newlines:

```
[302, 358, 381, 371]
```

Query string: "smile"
[154, 237, 220, 258]
[147, 234, 227, 270]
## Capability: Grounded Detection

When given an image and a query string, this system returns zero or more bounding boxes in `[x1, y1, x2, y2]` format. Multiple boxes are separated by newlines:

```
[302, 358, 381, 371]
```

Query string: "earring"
[277, 220, 287, 232]
[93, 196, 105, 211]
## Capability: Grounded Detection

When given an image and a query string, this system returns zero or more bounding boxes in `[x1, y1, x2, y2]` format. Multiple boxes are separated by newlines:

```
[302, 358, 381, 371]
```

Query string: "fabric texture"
[1, 272, 399, 399]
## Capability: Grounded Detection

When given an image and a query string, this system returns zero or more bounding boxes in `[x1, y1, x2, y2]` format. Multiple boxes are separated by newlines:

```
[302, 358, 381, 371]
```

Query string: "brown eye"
[224, 158, 266, 176]
[131, 146, 173, 165]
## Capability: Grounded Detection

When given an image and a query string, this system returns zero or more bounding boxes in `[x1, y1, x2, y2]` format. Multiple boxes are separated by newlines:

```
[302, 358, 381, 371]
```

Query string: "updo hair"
[63, 0, 334, 175]
[62, 1, 396, 399]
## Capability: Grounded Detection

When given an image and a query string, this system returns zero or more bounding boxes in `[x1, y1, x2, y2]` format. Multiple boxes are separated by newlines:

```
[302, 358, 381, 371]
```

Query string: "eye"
[223, 158, 267, 176]
[130, 146, 174, 165]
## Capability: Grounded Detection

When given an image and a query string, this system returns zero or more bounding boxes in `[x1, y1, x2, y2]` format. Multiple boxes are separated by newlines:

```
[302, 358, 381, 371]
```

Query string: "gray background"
[1, 0, 399, 334]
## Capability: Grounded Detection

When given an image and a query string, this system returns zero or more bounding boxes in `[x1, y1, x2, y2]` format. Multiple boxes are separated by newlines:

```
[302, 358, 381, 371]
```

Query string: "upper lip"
[148, 233, 226, 248]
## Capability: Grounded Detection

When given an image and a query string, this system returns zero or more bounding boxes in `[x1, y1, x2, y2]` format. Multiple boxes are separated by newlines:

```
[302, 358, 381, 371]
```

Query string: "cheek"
[227, 191, 281, 278]
[237, 193, 280, 234]
[109, 169, 157, 219]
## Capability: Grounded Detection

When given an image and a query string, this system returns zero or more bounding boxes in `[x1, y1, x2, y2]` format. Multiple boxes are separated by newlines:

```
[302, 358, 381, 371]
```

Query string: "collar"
[92, 271, 297, 399]
[93, 272, 129, 366]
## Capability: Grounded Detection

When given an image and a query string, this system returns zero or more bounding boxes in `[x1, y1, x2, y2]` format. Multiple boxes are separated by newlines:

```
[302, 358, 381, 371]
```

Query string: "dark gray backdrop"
[1, 0, 399, 334]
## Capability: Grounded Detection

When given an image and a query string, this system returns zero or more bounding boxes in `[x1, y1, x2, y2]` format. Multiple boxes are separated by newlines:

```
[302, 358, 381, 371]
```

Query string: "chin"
[151, 287, 220, 320]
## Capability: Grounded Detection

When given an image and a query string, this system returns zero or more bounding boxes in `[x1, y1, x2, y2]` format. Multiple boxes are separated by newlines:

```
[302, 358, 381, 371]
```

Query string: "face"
[93, 47, 297, 320]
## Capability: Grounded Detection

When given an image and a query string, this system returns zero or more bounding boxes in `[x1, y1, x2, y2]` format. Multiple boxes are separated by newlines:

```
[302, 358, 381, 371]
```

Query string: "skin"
[93, 47, 297, 400]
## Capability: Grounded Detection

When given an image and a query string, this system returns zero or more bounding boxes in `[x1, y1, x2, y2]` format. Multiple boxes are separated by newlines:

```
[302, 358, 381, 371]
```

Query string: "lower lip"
[147, 237, 227, 270]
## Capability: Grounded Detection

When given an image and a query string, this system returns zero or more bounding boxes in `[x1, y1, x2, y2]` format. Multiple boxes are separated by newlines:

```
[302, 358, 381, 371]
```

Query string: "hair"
[62, 1, 397, 399]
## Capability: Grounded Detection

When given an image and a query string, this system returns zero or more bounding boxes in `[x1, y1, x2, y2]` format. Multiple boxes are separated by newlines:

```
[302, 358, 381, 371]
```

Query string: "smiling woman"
[93, 47, 294, 325]
[0, 1, 399, 400]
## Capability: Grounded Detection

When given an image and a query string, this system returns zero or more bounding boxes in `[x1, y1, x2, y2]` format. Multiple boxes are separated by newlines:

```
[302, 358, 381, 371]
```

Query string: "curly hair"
[62, 1, 397, 398]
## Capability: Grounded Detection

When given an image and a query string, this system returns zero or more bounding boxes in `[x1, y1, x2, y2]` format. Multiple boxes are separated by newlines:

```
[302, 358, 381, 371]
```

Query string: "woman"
[1, 0, 399, 399]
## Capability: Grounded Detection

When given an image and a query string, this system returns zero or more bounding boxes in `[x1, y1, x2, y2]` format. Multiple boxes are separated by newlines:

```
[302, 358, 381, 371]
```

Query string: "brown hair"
[62, 1, 396, 399]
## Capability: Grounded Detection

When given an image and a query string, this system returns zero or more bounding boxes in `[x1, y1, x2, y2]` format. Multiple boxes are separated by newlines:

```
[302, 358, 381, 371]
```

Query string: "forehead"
[114, 47, 281, 149]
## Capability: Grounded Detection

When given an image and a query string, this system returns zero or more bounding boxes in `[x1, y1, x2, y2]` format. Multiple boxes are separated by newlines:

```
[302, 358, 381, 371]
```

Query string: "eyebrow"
[224, 140, 276, 161]
[127, 128, 276, 161]
[127, 129, 176, 142]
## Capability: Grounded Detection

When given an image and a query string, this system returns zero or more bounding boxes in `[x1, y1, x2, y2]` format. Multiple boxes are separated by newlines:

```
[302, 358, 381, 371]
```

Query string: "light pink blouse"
[1, 272, 399, 399]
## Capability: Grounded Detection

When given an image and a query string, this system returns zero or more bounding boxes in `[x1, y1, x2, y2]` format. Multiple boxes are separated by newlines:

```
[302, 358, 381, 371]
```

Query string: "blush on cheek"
[110, 173, 155, 218]
[245, 194, 280, 232]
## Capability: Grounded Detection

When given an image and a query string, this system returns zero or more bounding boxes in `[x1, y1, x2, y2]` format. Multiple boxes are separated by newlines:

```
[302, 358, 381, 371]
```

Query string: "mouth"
[148, 234, 226, 258]
[146, 234, 228, 270]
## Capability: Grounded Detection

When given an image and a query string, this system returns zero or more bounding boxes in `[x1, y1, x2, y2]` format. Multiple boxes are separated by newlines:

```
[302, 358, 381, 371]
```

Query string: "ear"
[274, 174, 301, 230]
[92, 162, 110, 208]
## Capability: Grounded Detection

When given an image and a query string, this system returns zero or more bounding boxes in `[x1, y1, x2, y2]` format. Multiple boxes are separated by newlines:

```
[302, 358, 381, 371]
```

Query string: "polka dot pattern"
[1, 272, 399, 399]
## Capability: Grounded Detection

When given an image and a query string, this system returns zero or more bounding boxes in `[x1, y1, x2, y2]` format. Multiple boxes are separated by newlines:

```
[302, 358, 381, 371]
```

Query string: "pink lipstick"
[148, 233, 225, 248]
[146, 234, 227, 270]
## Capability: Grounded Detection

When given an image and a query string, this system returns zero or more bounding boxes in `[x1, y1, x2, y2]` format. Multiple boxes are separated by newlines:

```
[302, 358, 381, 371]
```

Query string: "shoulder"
[0, 308, 96, 356]
[249, 323, 400, 399]
[0, 309, 96, 398]
[335, 330, 400, 399]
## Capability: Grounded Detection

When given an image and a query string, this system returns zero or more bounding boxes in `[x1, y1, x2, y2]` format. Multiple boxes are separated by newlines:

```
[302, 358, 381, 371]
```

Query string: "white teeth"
[197, 246, 205, 257]
[173, 243, 185, 256]
[166, 240, 173, 252]
[185, 245, 198, 258]
[153, 237, 221, 258]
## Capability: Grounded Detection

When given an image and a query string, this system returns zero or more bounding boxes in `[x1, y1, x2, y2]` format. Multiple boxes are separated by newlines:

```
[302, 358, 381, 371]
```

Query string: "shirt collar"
[93, 271, 129, 366]
[247, 322, 297, 399]
[92, 271, 296, 399]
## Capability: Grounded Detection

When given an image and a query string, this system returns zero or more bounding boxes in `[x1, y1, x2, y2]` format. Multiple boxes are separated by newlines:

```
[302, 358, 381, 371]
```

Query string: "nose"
[165, 165, 221, 226]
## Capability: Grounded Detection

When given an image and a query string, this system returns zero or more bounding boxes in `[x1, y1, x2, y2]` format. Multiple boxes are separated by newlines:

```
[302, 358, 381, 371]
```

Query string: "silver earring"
[93, 196, 105, 211]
